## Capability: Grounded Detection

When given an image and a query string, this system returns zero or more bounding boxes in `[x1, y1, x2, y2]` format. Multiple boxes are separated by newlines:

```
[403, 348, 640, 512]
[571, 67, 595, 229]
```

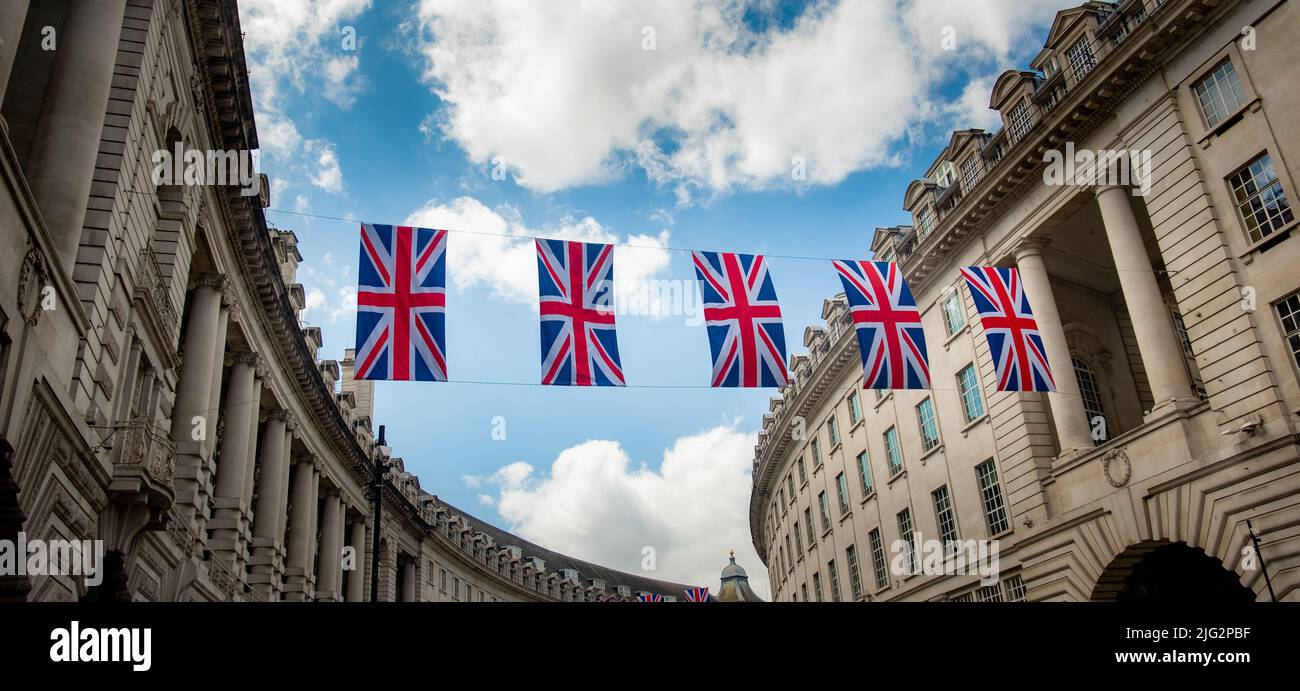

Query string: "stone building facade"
[0, 0, 691, 603]
[752, 0, 1300, 602]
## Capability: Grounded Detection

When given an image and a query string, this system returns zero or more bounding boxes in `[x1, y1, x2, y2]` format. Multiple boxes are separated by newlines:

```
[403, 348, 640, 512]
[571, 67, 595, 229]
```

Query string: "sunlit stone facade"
[752, 0, 1300, 602]
[0, 0, 690, 602]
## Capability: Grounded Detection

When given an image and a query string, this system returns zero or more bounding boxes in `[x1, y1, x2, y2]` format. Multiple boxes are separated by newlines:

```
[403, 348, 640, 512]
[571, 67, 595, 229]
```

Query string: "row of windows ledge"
[919, 443, 945, 465]
[960, 413, 990, 437]
[1197, 96, 1261, 150]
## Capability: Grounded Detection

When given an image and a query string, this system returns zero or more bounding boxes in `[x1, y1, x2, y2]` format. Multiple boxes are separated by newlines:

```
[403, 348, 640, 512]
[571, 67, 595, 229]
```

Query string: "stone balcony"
[108, 420, 176, 524]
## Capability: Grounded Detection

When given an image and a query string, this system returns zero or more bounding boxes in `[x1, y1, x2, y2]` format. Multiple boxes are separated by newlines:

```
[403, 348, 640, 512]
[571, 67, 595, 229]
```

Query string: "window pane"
[943, 292, 965, 336]
[857, 451, 873, 496]
[846, 546, 863, 600]
[917, 398, 939, 451]
[1229, 153, 1294, 243]
[885, 427, 903, 475]
[958, 364, 984, 422]
[1072, 356, 1107, 443]
[976, 460, 1010, 534]
[897, 508, 918, 574]
[932, 485, 959, 552]
[1193, 59, 1246, 128]
[869, 529, 889, 588]
[1278, 291, 1300, 371]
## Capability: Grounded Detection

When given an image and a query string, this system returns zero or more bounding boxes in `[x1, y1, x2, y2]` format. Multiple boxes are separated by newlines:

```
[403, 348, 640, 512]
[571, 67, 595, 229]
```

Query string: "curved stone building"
[752, 0, 1300, 602]
[0, 0, 693, 602]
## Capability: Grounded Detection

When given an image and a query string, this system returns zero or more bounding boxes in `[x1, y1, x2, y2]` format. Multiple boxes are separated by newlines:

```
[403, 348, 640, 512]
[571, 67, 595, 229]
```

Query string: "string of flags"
[354, 223, 1057, 393]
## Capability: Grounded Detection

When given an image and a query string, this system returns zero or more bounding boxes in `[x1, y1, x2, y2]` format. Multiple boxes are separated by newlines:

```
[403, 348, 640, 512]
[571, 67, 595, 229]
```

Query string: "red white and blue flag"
[683, 587, 710, 602]
[833, 260, 930, 390]
[537, 239, 625, 387]
[960, 266, 1056, 392]
[637, 593, 664, 602]
[692, 251, 789, 388]
[354, 223, 447, 381]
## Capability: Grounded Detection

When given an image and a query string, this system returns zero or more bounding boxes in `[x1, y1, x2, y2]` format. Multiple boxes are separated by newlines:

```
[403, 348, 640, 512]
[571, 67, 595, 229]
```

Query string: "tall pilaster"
[1095, 185, 1197, 415]
[284, 453, 319, 601]
[401, 559, 418, 602]
[316, 491, 344, 602]
[247, 411, 290, 600]
[23, 0, 128, 272]
[172, 273, 227, 519]
[1014, 240, 1095, 453]
[208, 352, 262, 573]
[345, 517, 367, 602]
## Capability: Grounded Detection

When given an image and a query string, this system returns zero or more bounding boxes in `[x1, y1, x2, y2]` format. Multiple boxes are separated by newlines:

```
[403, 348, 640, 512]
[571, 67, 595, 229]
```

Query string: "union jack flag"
[960, 266, 1056, 392]
[692, 251, 789, 387]
[683, 587, 710, 602]
[354, 223, 447, 381]
[537, 239, 625, 386]
[833, 260, 930, 390]
[636, 593, 664, 602]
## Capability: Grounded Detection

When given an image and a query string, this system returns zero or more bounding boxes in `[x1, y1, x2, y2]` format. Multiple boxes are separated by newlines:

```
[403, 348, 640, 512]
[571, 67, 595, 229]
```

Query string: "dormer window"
[1006, 99, 1033, 142]
[916, 205, 936, 240]
[1065, 35, 1096, 82]
[960, 155, 982, 191]
[932, 161, 956, 189]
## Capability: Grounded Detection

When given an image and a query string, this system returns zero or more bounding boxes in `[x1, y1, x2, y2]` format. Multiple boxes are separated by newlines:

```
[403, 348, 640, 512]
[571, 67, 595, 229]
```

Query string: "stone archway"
[1091, 540, 1255, 602]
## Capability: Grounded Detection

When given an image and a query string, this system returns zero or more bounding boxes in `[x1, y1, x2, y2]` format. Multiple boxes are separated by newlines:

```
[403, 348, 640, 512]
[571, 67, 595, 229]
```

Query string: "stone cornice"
[749, 310, 858, 562]
[898, 0, 1226, 289]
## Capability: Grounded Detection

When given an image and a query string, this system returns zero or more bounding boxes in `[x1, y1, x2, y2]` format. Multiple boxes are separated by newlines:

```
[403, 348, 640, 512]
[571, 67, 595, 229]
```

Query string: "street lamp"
[369, 424, 390, 602]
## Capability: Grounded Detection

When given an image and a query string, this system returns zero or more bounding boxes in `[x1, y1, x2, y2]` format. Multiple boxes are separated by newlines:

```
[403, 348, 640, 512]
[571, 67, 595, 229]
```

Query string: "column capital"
[224, 350, 263, 370]
[261, 408, 291, 425]
[291, 452, 317, 467]
[1094, 183, 1130, 198]
[1012, 238, 1051, 261]
[189, 270, 229, 294]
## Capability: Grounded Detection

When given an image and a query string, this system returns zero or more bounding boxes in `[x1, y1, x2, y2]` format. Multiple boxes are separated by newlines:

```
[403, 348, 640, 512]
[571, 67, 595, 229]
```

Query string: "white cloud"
[403, 197, 674, 313]
[304, 286, 327, 313]
[308, 140, 345, 193]
[238, 0, 371, 201]
[476, 423, 768, 598]
[413, 0, 1063, 197]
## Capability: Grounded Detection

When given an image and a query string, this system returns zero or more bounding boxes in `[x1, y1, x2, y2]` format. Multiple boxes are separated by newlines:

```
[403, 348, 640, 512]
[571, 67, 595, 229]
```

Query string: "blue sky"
[239, 0, 1067, 596]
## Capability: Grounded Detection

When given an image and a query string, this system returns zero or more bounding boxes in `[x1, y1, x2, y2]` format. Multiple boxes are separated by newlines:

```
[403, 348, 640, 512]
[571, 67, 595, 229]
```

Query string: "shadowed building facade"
[0, 0, 693, 603]
[752, 0, 1300, 602]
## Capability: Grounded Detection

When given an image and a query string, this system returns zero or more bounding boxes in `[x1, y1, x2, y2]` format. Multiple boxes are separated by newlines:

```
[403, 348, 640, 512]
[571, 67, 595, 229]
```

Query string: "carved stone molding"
[17, 244, 50, 326]
[224, 351, 263, 370]
[1102, 448, 1131, 488]
[189, 270, 228, 294]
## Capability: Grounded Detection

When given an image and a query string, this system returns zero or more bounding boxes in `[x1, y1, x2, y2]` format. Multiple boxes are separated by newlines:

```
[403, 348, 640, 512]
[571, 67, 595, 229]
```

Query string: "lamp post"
[369, 424, 389, 602]
[1246, 518, 1277, 602]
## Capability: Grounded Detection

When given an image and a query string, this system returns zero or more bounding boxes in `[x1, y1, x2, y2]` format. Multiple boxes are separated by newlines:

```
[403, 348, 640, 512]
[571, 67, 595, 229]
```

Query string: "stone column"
[306, 466, 321, 579]
[208, 352, 261, 571]
[284, 454, 319, 601]
[247, 411, 289, 599]
[24, 0, 128, 272]
[171, 273, 227, 518]
[316, 490, 344, 601]
[1014, 240, 1095, 453]
[204, 301, 233, 460]
[0, 0, 30, 111]
[345, 517, 367, 602]
[276, 423, 294, 541]
[1095, 185, 1197, 415]
[238, 362, 266, 550]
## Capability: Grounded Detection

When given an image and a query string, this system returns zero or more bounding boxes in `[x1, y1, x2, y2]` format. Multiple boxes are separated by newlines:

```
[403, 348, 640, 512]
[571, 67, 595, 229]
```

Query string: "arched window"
[1072, 356, 1107, 445]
